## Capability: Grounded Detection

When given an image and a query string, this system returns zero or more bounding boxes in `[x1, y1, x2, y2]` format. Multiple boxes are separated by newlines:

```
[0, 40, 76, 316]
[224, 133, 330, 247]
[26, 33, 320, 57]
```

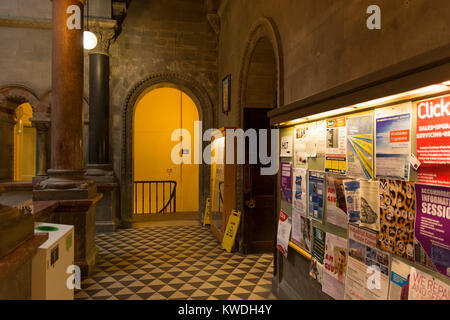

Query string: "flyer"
[280, 161, 292, 203]
[347, 113, 374, 180]
[344, 225, 391, 300]
[375, 103, 412, 180]
[294, 125, 308, 167]
[281, 135, 293, 157]
[292, 213, 312, 253]
[378, 179, 416, 261]
[277, 210, 292, 258]
[322, 233, 347, 300]
[305, 120, 327, 159]
[388, 257, 412, 300]
[414, 184, 450, 278]
[326, 174, 348, 229]
[416, 95, 450, 186]
[408, 267, 450, 300]
[359, 180, 380, 231]
[325, 117, 347, 174]
[308, 171, 325, 223]
[292, 168, 307, 217]
[310, 226, 326, 284]
[343, 179, 360, 224]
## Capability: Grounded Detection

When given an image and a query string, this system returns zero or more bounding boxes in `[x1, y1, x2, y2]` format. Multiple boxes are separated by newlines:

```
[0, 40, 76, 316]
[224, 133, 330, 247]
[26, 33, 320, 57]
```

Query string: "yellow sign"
[203, 197, 212, 227]
[221, 210, 241, 253]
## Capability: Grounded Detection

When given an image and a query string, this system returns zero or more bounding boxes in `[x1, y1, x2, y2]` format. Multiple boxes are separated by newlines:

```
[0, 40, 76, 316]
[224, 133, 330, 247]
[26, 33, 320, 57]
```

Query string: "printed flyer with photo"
[292, 214, 312, 253]
[308, 171, 325, 223]
[388, 257, 412, 300]
[326, 174, 348, 229]
[310, 226, 326, 284]
[294, 125, 308, 167]
[378, 179, 416, 261]
[322, 233, 347, 300]
[277, 210, 292, 258]
[414, 184, 450, 278]
[375, 102, 412, 181]
[408, 267, 450, 300]
[344, 225, 391, 300]
[280, 161, 292, 204]
[325, 117, 347, 175]
[281, 135, 293, 157]
[347, 113, 374, 180]
[343, 179, 360, 224]
[359, 180, 380, 231]
[416, 95, 450, 186]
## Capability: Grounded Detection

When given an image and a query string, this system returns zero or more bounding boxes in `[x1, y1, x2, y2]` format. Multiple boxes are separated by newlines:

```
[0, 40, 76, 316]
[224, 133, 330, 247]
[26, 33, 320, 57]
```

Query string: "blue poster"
[308, 171, 325, 223]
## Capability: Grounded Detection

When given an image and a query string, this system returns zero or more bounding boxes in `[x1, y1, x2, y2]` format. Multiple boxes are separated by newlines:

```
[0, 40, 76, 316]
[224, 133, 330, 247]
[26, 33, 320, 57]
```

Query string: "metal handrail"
[133, 180, 177, 215]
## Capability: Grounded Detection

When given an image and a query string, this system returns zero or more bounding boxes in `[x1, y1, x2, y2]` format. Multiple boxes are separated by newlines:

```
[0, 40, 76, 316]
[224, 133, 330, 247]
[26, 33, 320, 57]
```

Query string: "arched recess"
[121, 73, 215, 228]
[0, 86, 47, 114]
[235, 17, 283, 253]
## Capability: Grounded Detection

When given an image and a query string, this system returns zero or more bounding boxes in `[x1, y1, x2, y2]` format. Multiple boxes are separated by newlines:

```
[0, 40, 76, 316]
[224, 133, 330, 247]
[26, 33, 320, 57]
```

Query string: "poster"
[347, 113, 374, 180]
[326, 174, 348, 229]
[280, 161, 292, 203]
[344, 225, 391, 300]
[408, 267, 450, 300]
[415, 184, 450, 278]
[416, 95, 450, 186]
[310, 226, 326, 284]
[292, 168, 307, 216]
[325, 117, 347, 174]
[277, 210, 292, 258]
[388, 258, 412, 300]
[344, 179, 360, 224]
[378, 179, 416, 261]
[294, 125, 308, 167]
[308, 171, 325, 223]
[322, 233, 347, 300]
[281, 135, 293, 157]
[359, 180, 380, 231]
[375, 103, 412, 180]
[292, 214, 312, 253]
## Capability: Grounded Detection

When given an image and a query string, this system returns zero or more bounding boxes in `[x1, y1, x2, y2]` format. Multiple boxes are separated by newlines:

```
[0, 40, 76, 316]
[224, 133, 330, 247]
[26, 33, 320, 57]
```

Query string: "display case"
[210, 128, 236, 242]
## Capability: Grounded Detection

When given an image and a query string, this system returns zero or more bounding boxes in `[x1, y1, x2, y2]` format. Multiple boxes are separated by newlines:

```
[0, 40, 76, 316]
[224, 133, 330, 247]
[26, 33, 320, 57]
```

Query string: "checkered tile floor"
[75, 224, 275, 300]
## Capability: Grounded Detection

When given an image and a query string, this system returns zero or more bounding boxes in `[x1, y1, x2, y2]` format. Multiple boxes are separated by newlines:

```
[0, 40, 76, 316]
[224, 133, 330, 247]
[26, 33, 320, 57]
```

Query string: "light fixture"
[83, 0, 97, 50]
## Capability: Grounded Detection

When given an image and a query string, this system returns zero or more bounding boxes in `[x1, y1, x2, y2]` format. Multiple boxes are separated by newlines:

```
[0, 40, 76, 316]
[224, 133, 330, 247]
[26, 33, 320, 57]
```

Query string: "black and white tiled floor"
[75, 224, 275, 300]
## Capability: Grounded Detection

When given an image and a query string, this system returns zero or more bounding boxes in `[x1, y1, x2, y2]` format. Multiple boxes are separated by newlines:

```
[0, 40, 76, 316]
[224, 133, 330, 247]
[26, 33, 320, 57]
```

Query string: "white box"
[32, 222, 74, 300]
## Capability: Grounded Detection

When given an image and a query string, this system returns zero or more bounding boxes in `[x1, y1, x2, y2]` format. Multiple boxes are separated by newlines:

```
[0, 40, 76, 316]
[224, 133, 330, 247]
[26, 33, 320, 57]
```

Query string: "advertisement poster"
[325, 117, 347, 174]
[344, 225, 391, 300]
[292, 168, 307, 216]
[294, 125, 308, 167]
[308, 171, 325, 223]
[281, 135, 293, 157]
[359, 180, 380, 231]
[322, 233, 347, 300]
[277, 210, 292, 258]
[408, 267, 450, 300]
[378, 179, 416, 261]
[344, 179, 360, 224]
[347, 113, 374, 180]
[326, 174, 348, 229]
[280, 161, 292, 203]
[293, 214, 312, 253]
[416, 95, 450, 186]
[415, 184, 450, 278]
[310, 227, 326, 284]
[388, 258, 412, 300]
[375, 103, 412, 180]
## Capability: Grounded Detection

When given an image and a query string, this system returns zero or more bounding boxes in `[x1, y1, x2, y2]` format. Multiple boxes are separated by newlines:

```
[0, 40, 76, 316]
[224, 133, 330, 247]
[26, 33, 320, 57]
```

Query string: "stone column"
[85, 23, 118, 233]
[33, 0, 98, 277]
[31, 117, 50, 184]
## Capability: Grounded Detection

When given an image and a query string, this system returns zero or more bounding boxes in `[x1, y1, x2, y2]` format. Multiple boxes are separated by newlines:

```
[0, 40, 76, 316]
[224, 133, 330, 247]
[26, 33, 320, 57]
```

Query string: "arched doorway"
[133, 88, 199, 215]
[238, 18, 283, 254]
[121, 73, 215, 228]
[13, 103, 36, 181]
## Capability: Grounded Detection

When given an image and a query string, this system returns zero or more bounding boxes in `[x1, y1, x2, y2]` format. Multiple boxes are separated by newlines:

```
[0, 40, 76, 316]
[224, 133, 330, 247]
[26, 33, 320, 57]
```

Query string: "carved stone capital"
[87, 18, 118, 55]
[30, 117, 51, 132]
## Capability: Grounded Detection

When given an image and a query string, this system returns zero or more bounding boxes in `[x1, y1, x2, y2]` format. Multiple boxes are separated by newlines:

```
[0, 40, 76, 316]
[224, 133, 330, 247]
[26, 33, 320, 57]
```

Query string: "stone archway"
[0, 86, 47, 115]
[121, 72, 215, 228]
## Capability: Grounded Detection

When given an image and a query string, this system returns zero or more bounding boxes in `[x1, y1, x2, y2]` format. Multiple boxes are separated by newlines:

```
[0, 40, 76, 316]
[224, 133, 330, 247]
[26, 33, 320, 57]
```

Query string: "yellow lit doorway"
[133, 88, 199, 216]
[14, 103, 36, 181]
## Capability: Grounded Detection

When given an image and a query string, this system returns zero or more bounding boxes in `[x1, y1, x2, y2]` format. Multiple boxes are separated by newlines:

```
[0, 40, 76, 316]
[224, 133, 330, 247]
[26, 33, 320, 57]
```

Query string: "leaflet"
[344, 179, 360, 224]
[347, 113, 374, 180]
[326, 174, 348, 229]
[408, 267, 450, 300]
[322, 233, 347, 300]
[280, 161, 292, 203]
[359, 180, 380, 231]
[277, 210, 292, 258]
[325, 117, 347, 174]
[308, 171, 325, 223]
[310, 226, 326, 285]
[388, 257, 412, 300]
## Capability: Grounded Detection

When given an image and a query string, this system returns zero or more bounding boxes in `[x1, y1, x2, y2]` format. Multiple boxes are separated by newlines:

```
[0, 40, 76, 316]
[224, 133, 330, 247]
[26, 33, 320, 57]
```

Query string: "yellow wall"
[133, 88, 199, 213]
[14, 103, 36, 181]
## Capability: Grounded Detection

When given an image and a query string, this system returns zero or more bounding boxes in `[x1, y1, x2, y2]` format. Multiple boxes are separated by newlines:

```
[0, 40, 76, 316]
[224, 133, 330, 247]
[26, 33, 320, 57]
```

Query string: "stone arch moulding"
[0, 85, 47, 115]
[121, 72, 215, 228]
[237, 16, 284, 128]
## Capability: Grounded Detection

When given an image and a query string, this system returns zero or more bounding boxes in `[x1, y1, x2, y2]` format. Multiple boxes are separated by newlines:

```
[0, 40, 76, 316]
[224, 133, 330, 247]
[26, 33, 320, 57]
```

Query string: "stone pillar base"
[32, 175, 48, 185]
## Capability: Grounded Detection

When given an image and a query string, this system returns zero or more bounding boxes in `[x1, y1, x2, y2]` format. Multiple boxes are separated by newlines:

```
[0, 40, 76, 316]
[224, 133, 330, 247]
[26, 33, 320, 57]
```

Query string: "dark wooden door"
[243, 108, 275, 254]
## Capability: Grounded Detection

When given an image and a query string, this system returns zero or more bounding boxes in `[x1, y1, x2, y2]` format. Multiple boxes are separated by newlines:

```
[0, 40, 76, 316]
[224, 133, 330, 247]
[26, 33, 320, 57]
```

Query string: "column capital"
[87, 18, 118, 55]
[30, 116, 51, 131]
